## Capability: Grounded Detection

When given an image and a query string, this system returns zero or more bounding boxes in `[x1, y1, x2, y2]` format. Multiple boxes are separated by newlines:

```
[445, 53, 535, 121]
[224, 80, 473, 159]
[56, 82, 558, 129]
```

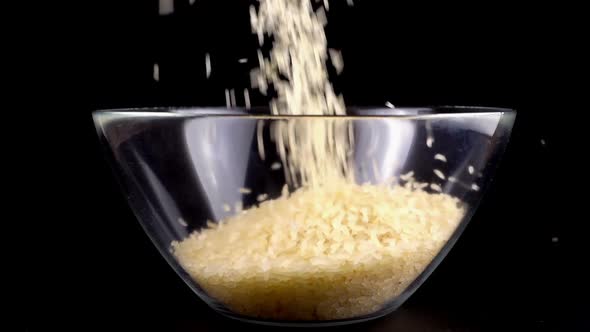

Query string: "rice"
[224, 89, 231, 108]
[173, 182, 464, 320]
[433, 169, 446, 180]
[244, 89, 251, 109]
[385, 101, 395, 108]
[468, 165, 475, 175]
[256, 193, 269, 202]
[153, 63, 159, 82]
[434, 153, 447, 162]
[230, 89, 237, 107]
[426, 136, 434, 148]
[429, 183, 443, 192]
[205, 53, 211, 78]
[173, 0, 467, 321]
[239, 188, 252, 194]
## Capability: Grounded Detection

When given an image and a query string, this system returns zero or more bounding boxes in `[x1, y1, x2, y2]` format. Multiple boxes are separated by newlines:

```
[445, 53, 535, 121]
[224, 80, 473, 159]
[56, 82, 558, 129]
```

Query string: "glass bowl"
[93, 106, 515, 326]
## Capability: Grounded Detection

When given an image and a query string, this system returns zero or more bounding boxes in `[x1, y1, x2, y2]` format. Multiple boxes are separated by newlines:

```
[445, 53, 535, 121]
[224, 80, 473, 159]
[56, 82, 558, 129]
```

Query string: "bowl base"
[215, 303, 402, 327]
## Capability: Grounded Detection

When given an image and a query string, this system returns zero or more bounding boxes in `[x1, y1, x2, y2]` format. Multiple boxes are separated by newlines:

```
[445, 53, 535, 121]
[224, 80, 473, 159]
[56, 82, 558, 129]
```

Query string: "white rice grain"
[434, 154, 447, 162]
[230, 89, 236, 107]
[433, 169, 446, 180]
[244, 89, 251, 109]
[205, 53, 211, 78]
[430, 183, 443, 192]
[239, 188, 252, 194]
[153, 63, 159, 82]
[225, 89, 231, 108]
[426, 136, 434, 148]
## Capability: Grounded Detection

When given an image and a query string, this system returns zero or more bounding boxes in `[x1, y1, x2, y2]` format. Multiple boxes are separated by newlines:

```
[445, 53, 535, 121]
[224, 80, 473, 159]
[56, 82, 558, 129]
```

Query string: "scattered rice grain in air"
[230, 89, 236, 107]
[540, 139, 546, 146]
[323, 0, 329, 11]
[468, 165, 475, 175]
[471, 183, 480, 191]
[205, 53, 211, 78]
[400, 171, 414, 181]
[270, 162, 282, 170]
[329, 49, 344, 74]
[316, 7, 327, 26]
[244, 89, 251, 109]
[385, 101, 395, 108]
[256, 193, 268, 202]
[153, 63, 160, 82]
[257, 120, 265, 160]
[433, 169, 446, 180]
[177, 217, 188, 227]
[448, 176, 457, 183]
[430, 183, 443, 192]
[239, 187, 252, 194]
[347, 0, 354, 6]
[238, 58, 248, 63]
[158, 0, 174, 15]
[434, 154, 447, 162]
[225, 89, 231, 108]
[426, 136, 434, 148]
[223, 204, 231, 212]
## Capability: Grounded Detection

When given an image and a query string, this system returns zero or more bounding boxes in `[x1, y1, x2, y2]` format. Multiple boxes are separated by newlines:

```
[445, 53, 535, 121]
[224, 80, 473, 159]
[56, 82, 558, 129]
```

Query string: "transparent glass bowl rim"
[93, 105, 516, 119]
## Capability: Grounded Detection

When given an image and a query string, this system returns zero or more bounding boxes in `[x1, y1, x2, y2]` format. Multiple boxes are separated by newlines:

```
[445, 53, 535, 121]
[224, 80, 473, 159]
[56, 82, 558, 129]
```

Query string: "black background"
[29, 1, 587, 331]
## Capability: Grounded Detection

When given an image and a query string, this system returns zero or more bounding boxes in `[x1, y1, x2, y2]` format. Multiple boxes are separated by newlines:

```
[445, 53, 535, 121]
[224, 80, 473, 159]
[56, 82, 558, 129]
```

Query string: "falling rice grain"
[468, 165, 475, 175]
[244, 89, 251, 109]
[205, 53, 211, 78]
[153, 63, 159, 82]
[238, 58, 248, 63]
[177, 217, 188, 227]
[230, 89, 237, 107]
[385, 101, 395, 109]
[433, 169, 446, 180]
[225, 89, 231, 108]
[329, 49, 344, 74]
[471, 183, 480, 191]
[426, 137, 434, 148]
[239, 188, 252, 194]
[434, 154, 447, 162]
[271, 162, 282, 170]
[430, 183, 442, 192]
[257, 120, 265, 160]
[400, 171, 414, 181]
[256, 193, 268, 202]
